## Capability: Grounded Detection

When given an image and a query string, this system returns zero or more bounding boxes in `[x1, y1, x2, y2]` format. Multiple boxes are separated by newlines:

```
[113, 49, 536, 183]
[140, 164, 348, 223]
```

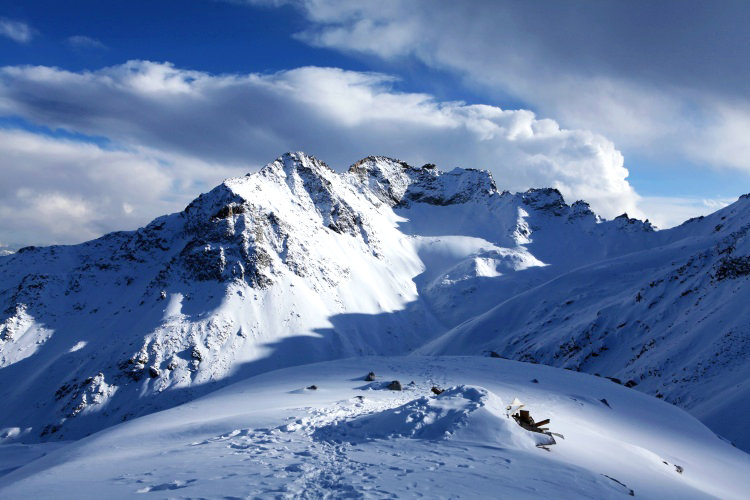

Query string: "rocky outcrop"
[347, 156, 496, 207]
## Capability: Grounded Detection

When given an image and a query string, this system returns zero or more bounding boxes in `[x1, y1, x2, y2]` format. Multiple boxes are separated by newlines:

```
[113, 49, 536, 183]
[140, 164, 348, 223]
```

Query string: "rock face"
[348, 156, 496, 207]
[0, 151, 748, 450]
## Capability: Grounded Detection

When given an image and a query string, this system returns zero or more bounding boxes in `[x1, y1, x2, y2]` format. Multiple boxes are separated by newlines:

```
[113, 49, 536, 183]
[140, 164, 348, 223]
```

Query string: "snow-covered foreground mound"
[0, 357, 746, 499]
[314, 385, 551, 449]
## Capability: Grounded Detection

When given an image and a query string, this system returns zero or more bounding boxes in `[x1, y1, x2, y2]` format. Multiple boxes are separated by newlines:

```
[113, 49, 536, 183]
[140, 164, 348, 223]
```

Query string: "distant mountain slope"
[0, 152, 747, 452]
[420, 195, 750, 449]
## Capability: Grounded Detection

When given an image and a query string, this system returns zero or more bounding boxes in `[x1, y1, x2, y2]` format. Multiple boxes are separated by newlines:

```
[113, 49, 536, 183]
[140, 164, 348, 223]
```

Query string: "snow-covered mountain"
[0, 152, 748, 455]
[419, 194, 750, 450]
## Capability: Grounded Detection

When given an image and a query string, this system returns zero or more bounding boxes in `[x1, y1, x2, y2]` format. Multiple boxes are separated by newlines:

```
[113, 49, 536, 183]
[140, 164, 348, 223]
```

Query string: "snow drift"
[313, 385, 551, 448]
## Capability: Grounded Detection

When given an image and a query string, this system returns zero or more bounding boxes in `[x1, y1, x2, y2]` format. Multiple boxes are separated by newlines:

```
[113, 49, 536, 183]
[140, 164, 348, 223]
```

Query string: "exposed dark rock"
[569, 200, 594, 219]
[212, 204, 246, 220]
[191, 347, 202, 361]
[715, 255, 750, 280]
[365, 371, 376, 381]
[387, 380, 402, 391]
[523, 188, 566, 214]
[613, 213, 656, 231]
[55, 382, 78, 401]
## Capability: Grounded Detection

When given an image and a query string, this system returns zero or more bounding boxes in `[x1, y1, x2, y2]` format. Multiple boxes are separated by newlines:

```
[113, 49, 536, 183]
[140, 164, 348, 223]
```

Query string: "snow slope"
[0, 151, 748, 459]
[0, 153, 433, 442]
[420, 195, 750, 450]
[0, 357, 747, 499]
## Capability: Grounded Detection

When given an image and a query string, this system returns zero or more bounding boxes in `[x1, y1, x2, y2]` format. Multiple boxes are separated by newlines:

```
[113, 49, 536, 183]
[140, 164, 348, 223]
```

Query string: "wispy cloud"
[0, 18, 36, 44]
[638, 196, 735, 229]
[67, 35, 106, 49]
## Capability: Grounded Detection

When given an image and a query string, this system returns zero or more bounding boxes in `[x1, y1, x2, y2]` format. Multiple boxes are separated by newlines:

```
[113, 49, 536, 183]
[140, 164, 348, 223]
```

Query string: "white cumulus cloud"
[0, 128, 236, 248]
[0, 61, 644, 246]
[251, 0, 750, 177]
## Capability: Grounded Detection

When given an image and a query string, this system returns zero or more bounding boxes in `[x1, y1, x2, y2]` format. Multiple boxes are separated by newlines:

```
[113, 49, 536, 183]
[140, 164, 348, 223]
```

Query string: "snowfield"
[1, 356, 747, 499]
[1, 152, 750, 497]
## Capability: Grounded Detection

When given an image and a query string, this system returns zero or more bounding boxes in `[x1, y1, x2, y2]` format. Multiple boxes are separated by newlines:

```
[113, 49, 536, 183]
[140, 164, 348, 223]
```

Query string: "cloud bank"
[0, 128, 238, 248]
[0, 61, 641, 247]
[248, 0, 750, 174]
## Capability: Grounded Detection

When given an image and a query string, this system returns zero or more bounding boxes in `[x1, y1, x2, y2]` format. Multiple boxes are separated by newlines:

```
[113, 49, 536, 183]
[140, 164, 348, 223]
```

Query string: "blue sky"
[0, 0, 493, 103]
[1, 0, 750, 247]
[2, 1, 335, 73]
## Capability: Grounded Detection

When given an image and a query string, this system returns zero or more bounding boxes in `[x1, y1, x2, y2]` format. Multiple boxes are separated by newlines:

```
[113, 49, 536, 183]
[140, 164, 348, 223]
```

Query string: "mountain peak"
[570, 199, 595, 217]
[347, 156, 496, 207]
[260, 151, 336, 182]
[522, 188, 566, 213]
[613, 212, 656, 232]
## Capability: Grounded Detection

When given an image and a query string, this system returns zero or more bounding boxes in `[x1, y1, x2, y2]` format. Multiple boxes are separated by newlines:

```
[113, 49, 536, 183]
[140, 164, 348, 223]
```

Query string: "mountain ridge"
[0, 152, 748, 451]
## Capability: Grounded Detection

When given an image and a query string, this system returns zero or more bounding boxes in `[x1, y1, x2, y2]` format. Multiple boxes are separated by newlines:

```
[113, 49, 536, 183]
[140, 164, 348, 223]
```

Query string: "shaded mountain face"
[0, 152, 746, 451]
